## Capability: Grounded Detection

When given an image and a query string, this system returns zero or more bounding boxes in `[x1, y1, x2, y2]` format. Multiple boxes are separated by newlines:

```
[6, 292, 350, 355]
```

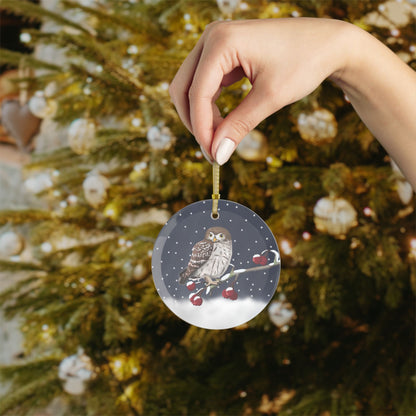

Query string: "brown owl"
[179, 227, 232, 285]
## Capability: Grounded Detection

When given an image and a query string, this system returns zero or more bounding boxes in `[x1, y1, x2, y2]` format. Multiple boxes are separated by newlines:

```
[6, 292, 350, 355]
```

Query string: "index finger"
[169, 38, 205, 135]
[188, 46, 229, 153]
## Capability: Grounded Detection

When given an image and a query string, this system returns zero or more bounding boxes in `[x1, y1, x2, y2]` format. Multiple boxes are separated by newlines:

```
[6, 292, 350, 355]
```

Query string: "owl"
[179, 227, 232, 285]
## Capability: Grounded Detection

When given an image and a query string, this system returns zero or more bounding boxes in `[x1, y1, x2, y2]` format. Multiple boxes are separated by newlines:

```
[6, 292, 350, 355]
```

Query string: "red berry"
[253, 254, 267, 265]
[225, 287, 234, 295]
[186, 281, 196, 291]
[222, 289, 229, 298]
[228, 290, 238, 301]
[192, 296, 203, 306]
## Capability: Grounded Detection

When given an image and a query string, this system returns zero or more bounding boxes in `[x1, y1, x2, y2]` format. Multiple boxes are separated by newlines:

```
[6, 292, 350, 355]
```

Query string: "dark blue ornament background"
[152, 199, 281, 329]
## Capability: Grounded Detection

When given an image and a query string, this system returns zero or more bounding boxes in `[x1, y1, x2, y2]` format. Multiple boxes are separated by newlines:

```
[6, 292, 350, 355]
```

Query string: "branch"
[219, 250, 280, 282]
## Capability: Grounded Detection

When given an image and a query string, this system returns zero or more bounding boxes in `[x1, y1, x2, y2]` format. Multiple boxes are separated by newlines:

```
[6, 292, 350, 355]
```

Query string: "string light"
[127, 45, 139, 55]
[302, 231, 311, 241]
[67, 195, 78, 205]
[410, 238, 416, 258]
[131, 117, 142, 127]
[41, 242, 53, 253]
[293, 181, 302, 190]
[363, 207, 373, 216]
[20, 32, 31, 43]
[281, 239, 292, 255]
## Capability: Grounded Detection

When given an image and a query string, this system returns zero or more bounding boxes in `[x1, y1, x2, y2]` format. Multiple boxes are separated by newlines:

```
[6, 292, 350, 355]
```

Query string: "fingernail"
[215, 138, 236, 166]
[200, 146, 214, 164]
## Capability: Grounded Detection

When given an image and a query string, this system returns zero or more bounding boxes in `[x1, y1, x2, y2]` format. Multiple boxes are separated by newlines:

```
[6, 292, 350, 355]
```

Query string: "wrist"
[328, 21, 365, 87]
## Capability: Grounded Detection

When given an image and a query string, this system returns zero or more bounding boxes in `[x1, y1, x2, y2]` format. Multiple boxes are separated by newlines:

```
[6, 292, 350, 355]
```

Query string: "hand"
[169, 18, 349, 164]
[169, 18, 416, 190]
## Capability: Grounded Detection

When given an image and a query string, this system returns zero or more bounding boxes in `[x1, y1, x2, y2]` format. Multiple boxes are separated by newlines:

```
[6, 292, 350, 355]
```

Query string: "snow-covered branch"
[188, 249, 280, 305]
[220, 250, 280, 282]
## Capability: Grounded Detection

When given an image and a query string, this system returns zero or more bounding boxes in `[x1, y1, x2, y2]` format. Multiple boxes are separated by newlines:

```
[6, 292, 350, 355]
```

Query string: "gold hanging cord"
[212, 162, 220, 218]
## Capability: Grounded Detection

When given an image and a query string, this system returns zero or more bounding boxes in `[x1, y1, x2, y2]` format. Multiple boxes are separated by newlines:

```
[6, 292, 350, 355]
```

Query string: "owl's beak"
[212, 237, 217, 242]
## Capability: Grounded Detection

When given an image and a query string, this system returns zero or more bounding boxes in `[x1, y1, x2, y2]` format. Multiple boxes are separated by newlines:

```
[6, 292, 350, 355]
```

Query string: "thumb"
[212, 84, 276, 165]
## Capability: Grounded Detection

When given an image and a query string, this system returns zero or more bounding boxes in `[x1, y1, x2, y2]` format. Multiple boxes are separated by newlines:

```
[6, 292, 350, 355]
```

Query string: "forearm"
[330, 23, 416, 190]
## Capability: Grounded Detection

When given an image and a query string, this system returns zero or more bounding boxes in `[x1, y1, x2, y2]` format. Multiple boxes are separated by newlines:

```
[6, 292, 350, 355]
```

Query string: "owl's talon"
[205, 276, 219, 286]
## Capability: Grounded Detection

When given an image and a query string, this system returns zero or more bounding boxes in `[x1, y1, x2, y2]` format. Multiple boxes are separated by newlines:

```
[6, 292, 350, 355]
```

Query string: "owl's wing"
[179, 239, 213, 283]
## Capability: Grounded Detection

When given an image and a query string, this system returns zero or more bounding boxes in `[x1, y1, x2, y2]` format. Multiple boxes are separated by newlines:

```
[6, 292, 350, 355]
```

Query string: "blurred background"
[0, 0, 415, 415]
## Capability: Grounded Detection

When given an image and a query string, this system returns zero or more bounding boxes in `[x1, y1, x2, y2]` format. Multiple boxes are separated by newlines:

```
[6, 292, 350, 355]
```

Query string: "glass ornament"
[297, 108, 337, 145]
[68, 118, 96, 155]
[313, 196, 358, 237]
[58, 349, 95, 395]
[82, 172, 110, 208]
[152, 199, 281, 329]
[236, 129, 268, 162]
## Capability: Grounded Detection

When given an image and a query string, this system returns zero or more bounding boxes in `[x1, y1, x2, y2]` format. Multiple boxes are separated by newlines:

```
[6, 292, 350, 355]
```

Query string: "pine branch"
[0, 0, 91, 35]
[0, 210, 52, 225]
[0, 363, 60, 415]
[0, 49, 61, 72]
[58, 32, 143, 91]
[0, 260, 43, 272]
[62, 0, 162, 39]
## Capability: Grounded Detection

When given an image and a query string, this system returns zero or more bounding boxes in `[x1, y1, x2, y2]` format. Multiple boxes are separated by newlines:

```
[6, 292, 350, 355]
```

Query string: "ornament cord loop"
[212, 163, 220, 219]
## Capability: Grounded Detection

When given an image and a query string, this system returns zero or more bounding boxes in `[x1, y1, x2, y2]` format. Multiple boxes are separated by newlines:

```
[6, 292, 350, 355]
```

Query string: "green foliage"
[0, 0, 414, 415]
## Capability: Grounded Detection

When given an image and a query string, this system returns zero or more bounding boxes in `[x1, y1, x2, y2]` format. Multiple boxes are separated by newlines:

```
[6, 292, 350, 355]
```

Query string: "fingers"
[168, 35, 205, 135]
[212, 82, 277, 165]
[170, 21, 275, 165]
[188, 46, 228, 157]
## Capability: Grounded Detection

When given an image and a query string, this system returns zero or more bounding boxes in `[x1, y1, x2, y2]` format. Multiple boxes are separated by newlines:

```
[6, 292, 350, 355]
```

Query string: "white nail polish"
[200, 146, 214, 164]
[215, 138, 236, 166]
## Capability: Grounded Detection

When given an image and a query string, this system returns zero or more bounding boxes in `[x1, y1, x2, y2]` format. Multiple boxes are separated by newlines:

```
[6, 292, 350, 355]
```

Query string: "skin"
[169, 18, 416, 190]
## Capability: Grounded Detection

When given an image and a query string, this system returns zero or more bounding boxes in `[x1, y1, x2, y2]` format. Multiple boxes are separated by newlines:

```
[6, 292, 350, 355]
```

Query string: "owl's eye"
[209, 232, 214, 239]
[218, 233, 224, 239]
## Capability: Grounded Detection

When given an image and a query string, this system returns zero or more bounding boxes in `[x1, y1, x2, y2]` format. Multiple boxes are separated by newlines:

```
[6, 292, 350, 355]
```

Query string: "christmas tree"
[0, 0, 415, 415]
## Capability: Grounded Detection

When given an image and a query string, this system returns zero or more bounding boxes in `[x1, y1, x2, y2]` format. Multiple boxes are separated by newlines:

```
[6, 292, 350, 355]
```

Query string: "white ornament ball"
[133, 263, 147, 280]
[83, 173, 110, 208]
[58, 350, 94, 396]
[68, 118, 96, 155]
[236, 129, 268, 162]
[41, 242, 53, 253]
[297, 108, 337, 145]
[28, 91, 57, 118]
[216, 0, 240, 15]
[268, 297, 296, 328]
[313, 196, 358, 237]
[24, 172, 53, 194]
[0, 231, 24, 257]
[146, 125, 173, 150]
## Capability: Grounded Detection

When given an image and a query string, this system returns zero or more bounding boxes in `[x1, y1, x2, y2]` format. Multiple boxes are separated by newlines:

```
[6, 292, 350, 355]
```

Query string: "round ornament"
[216, 0, 240, 16]
[313, 196, 357, 237]
[58, 349, 95, 395]
[0, 230, 24, 257]
[297, 108, 337, 145]
[146, 124, 173, 150]
[268, 294, 296, 330]
[82, 172, 110, 208]
[28, 91, 57, 119]
[24, 172, 53, 194]
[152, 199, 281, 330]
[68, 118, 96, 155]
[236, 129, 268, 162]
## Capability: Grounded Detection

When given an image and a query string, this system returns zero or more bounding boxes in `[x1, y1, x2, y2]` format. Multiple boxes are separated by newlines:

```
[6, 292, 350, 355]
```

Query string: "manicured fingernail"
[200, 146, 214, 164]
[215, 138, 236, 166]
